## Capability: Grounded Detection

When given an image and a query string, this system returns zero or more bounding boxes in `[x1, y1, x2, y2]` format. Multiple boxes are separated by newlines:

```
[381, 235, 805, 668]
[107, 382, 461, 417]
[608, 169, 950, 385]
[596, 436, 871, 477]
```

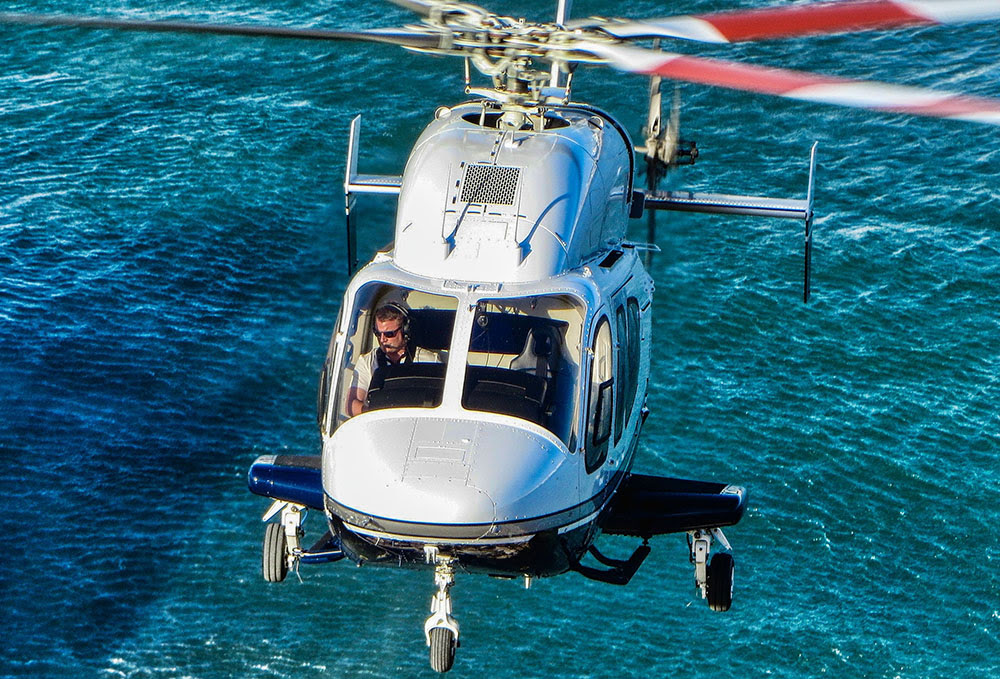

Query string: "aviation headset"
[374, 302, 412, 343]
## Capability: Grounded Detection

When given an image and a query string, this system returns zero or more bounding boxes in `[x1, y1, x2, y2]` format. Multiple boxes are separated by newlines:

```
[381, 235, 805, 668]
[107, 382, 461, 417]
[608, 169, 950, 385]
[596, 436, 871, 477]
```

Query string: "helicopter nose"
[324, 415, 498, 525]
[323, 414, 573, 528]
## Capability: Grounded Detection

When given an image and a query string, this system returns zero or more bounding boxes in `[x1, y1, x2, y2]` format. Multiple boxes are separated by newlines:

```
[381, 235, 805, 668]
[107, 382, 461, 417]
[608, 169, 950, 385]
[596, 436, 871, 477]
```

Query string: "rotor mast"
[549, 0, 572, 89]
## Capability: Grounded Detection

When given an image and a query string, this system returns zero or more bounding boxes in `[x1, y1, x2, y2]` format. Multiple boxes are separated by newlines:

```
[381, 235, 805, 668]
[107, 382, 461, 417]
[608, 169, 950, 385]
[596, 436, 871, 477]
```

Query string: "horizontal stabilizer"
[343, 114, 401, 274]
[247, 454, 324, 510]
[643, 190, 809, 219]
[345, 115, 402, 196]
[601, 473, 746, 537]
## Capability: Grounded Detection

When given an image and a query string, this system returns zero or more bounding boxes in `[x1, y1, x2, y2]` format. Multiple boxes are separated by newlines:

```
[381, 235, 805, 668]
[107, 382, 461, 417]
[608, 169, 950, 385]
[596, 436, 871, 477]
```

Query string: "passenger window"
[626, 298, 641, 412]
[614, 304, 627, 443]
[593, 379, 613, 446]
[585, 317, 612, 472]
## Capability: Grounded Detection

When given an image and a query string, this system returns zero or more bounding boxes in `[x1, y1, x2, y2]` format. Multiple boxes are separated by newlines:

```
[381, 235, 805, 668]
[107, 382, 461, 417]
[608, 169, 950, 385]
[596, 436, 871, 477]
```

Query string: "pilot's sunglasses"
[373, 328, 401, 339]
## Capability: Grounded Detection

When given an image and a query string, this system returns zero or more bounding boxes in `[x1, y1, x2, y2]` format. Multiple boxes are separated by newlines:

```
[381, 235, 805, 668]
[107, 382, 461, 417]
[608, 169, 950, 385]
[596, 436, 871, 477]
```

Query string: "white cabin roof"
[391, 103, 632, 283]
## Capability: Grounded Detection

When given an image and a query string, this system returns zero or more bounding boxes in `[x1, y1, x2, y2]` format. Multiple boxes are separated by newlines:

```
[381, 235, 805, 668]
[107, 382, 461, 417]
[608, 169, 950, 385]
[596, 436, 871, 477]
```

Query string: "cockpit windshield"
[327, 286, 583, 448]
[462, 295, 584, 447]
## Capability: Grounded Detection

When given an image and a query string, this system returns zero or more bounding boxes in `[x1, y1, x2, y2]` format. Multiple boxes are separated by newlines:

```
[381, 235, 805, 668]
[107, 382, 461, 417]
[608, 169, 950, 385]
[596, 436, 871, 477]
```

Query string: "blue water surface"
[1, 1, 998, 677]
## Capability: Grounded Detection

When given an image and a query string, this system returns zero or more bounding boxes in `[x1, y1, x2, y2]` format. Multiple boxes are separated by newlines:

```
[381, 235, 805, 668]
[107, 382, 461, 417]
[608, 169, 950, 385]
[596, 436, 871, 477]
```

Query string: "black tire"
[706, 552, 734, 612]
[263, 522, 288, 583]
[429, 627, 456, 673]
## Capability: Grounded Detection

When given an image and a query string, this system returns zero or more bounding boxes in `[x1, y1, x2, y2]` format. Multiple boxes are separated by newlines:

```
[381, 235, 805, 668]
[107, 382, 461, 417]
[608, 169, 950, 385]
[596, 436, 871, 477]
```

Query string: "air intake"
[460, 164, 520, 206]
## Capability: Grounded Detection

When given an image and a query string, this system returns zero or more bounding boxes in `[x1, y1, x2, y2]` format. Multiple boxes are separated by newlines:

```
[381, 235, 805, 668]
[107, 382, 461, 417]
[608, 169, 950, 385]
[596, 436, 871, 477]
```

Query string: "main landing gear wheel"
[689, 527, 736, 611]
[706, 552, 734, 612]
[429, 627, 457, 673]
[262, 522, 288, 583]
[261, 500, 305, 583]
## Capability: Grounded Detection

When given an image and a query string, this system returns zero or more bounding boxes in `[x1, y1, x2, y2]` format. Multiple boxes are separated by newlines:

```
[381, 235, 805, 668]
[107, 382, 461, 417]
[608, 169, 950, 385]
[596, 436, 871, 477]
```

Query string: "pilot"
[346, 303, 440, 416]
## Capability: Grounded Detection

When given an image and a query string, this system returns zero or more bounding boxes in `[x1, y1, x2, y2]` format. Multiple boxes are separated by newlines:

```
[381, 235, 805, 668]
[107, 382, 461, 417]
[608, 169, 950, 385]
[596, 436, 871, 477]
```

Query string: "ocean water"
[1, 1, 998, 677]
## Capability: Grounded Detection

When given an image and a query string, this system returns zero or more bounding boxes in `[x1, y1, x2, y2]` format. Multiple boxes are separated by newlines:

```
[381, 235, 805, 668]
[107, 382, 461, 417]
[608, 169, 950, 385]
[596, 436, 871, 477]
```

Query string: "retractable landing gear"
[262, 501, 305, 582]
[423, 547, 460, 673]
[688, 528, 735, 612]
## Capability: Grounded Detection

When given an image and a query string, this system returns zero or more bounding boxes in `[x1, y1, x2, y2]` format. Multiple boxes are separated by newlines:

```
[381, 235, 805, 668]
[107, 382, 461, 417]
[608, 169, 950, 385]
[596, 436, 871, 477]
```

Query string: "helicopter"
[4, 1, 999, 674]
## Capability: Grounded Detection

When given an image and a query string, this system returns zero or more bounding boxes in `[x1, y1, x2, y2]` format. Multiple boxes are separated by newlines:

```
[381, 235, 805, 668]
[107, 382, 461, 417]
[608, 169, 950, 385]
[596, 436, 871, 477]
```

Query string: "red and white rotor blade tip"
[582, 42, 1000, 125]
[593, 0, 1000, 43]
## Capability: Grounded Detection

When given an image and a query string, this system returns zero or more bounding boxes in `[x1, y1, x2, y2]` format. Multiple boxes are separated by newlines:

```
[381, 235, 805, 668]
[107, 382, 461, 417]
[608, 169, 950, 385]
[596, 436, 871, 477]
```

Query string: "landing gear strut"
[688, 527, 735, 612]
[423, 546, 460, 673]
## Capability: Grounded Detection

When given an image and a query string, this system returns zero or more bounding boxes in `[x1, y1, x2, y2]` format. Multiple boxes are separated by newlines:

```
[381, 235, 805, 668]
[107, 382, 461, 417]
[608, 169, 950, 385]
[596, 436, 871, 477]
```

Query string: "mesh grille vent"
[460, 164, 520, 205]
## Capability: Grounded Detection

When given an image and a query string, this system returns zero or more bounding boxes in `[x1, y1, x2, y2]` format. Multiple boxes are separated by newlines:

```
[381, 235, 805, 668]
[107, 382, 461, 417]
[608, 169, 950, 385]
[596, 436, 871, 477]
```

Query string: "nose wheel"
[423, 547, 460, 673]
[428, 627, 457, 674]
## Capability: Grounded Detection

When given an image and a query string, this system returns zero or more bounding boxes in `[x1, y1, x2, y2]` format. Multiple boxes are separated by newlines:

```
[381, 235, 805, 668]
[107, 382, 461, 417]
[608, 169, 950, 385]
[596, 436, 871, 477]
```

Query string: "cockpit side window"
[461, 294, 584, 447]
[331, 284, 457, 426]
[317, 307, 345, 436]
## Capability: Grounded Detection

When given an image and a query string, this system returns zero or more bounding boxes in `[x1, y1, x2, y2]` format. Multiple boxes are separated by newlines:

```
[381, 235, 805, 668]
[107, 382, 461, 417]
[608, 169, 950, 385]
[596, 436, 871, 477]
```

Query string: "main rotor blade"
[579, 0, 1000, 43]
[580, 42, 1000, 125]
[0, 12, 443, 49]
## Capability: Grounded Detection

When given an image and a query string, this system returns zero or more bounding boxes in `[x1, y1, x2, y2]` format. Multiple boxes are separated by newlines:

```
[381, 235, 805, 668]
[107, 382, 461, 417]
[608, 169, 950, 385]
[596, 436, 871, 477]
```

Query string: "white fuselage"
[317, 102, 653, 575]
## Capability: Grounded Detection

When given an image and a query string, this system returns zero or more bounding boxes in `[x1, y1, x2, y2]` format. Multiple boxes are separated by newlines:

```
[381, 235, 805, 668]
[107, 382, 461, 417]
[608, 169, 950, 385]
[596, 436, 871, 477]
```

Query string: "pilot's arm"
[345, 352, 375, 417]
[346, 386, 367, 417]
